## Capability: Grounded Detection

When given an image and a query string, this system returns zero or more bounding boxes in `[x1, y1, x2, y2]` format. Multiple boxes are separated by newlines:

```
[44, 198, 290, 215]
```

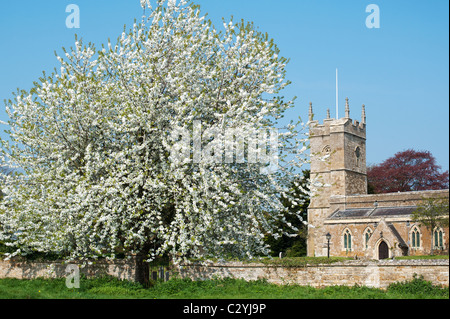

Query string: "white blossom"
[0, 0, 309, 265]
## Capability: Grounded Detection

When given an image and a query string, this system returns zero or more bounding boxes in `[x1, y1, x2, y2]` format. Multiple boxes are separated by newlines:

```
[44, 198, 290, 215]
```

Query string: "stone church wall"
[324, 189, 450, 258]
[329, 189, 449, 210]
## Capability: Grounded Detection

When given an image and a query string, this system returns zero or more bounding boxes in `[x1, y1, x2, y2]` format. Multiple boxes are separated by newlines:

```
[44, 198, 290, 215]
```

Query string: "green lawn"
[0, 275, 447, 299]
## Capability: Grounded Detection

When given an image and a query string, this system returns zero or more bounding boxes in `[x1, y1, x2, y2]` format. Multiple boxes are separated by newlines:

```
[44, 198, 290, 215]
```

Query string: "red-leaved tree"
[367, 149, 449, 194]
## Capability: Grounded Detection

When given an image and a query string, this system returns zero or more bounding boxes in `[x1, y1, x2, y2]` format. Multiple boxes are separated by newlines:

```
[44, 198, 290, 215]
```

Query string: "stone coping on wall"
[1, 257, 135, 264]
[176, 258, 449, 268]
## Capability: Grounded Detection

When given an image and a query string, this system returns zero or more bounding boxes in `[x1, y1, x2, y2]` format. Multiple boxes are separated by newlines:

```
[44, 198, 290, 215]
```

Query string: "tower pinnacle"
[362, 104, 366, 124]
[345, 97, 350, 118]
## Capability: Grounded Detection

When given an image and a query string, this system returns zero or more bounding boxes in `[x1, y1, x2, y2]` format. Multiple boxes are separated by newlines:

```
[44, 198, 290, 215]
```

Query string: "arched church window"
[433, 228, 444, 249]
[343, 229, 352, 251]
[411, 227, 421, 249]
[364, 227, 372, 249]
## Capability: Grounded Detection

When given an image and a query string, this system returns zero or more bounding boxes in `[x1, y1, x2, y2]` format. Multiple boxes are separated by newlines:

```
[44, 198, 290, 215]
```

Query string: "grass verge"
[0, 274, 447, 299]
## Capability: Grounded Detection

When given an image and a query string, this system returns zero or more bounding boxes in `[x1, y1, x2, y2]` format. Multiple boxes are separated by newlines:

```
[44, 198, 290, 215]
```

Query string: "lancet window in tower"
[355, 146, 361, 167]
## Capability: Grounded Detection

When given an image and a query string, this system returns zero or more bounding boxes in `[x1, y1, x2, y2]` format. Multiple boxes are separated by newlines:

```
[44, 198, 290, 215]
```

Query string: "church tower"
[307, 99, 368, 256]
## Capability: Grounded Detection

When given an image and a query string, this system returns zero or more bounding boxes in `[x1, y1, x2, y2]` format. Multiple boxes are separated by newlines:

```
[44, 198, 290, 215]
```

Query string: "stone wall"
[323, 219, 450, 259]
[0, 257, 138, 282]
[2, 257, 448, 290]
[175, 259, 449, 289]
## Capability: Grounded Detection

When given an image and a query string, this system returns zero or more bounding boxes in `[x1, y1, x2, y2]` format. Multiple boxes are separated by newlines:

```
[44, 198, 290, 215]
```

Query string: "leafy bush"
[387, 274, 449, 298]
[0, 242, 14, 257]
[285, 241, 307, 257]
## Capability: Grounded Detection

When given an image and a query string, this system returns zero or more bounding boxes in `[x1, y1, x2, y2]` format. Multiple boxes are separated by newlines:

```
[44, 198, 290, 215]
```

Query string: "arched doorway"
[378, 241, 389, 259]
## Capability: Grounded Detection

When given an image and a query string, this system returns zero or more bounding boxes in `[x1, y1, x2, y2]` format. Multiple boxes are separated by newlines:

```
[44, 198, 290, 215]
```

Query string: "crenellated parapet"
[309, 98, 366, 137]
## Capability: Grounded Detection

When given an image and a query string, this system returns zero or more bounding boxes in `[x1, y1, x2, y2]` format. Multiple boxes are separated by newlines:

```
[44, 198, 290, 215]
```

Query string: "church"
[306, 99, 449, 259]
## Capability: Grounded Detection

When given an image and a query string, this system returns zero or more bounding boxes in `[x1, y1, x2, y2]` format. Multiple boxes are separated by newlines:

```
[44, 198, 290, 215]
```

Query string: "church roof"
[370, 206, 417, 217]
[328, 206, 417, 220]
[387, 223, 408, 248]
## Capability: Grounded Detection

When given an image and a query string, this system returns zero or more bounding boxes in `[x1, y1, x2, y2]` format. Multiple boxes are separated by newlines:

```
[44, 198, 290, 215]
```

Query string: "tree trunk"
[134, 253, 150, 287]
[134, 244, 152, 287]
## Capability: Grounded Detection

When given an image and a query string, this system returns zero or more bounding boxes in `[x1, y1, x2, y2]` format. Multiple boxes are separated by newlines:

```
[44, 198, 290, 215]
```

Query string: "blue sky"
[0, 0, 448, 171]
